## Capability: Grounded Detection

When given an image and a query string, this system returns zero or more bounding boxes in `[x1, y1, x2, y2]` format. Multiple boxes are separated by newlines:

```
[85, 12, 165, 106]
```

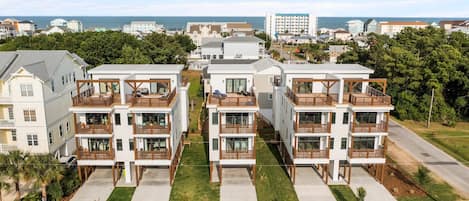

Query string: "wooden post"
[209, 161, 213, 182]
[252, 165, 256, 184]
[347, 163, 352, 184]
[325, 164, 329, 184]
[135, 165, 139, 186]
[219, 165, 223, 184]
[380, 164, 385, 184]
[112, 165, 116, 186]
[77, 166, 82, 182]
[84, 166, 88, 181]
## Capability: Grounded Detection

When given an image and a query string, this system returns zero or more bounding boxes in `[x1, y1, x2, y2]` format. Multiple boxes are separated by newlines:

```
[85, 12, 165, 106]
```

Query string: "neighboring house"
[50, 18, 68, 27]
[70, 64, 189, 186]
[439, 20, 469, 34]
[199, 36, 265, 61]
[17, 20, 36, 36]
[272, 63, 393, 184]
[0, 50, 88, 157]
[0, 23, 16, 39]
[200, 38, 224, 60]
[225, 22, 254, 36]
[346, 20, 364, 36]
[377, 21, 428, 37]
[122, 21, 165, 36]
[67, 20, 84, 33]
[328, 45, 350, 63]
[333, 30, 352, 41]
[42, 26, 71, 35]
[265, 13, 318, 40]
[364, 19, 378, 33]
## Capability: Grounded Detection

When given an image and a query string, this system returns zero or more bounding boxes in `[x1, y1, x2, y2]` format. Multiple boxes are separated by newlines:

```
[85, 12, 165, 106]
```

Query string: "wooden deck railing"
[294, 121, 331, 133]
[285, 87, 335, 106]
[294, 149, 329, 159]
[348, 86, 392, 106]
[348, 148, 384, 158]
[76, 123, 113, 134]
[351, 121, 388, 133]
[134, 125, 171, 134]
[126, 90, 176, 107]
[78, 150, 115, 160]
[209, 95, 257, 107]
[135, 150, 170, 160]
[220, 124, 257, 134]
[220, 150, 255, 160]
[72, 88, 120, 107]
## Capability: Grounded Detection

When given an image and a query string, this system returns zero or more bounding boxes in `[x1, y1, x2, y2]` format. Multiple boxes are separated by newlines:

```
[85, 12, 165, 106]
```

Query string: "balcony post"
[352, 112, 356, 132]
[219, 137, 222, 160]
[73, 113, 78, 134]
[385, 112, 389, 132]
[168, 138, 172, 160]
[328, 112, 332, 132]
[350, 136, 354, 158]
[219, 113, 222, 133]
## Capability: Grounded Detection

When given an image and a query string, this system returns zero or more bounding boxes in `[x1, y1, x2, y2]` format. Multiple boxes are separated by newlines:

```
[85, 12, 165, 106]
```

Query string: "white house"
[0, 50, 88, 157]
[67, 20, 84, 33]
[50, 18, 68, 27]
[42, 26, 70, 35]
[272, 63, 393, 184]
[200, 36, 265, 61]
[70, 64, 189, 186]
[122, 21, 164, 36]
[17, 20, 36, 36]
[265, 13, 318, 40]
[378, 21, 428, 37]
[346, 20, 364, 36]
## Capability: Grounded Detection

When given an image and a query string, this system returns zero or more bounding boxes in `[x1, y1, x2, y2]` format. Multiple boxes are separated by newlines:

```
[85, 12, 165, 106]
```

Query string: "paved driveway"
[132, 168, 171, 201]
[71, 168, 114, 201]
[294, 167, 335, 201]
[221, 168, 257, 201]
[350, 167, 395, 201]
[388, 120, 469, 198]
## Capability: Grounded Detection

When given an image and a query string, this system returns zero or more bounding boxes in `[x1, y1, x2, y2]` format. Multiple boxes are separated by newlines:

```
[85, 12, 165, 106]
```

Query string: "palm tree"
[0, 151, 29, 200]
[27, 154, 64, 201]
[357, 186, 367, 201]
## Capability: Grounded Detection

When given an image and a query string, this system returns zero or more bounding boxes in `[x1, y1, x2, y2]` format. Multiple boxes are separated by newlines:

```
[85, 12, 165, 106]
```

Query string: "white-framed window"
[27, 134, 39, 146]
[8, 107, 14, 120]
[11, 129, 16, 141]
[51, 80, 55, 92]
[59, 125, 63, 136]
[20, 84, 33, 96]
[23, 109, 37, 122]
[48, 132, 53, 144]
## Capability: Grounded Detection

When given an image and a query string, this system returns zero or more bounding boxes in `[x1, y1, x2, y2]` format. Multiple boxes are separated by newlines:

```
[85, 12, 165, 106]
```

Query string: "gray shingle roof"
[223, 36, 264, 43]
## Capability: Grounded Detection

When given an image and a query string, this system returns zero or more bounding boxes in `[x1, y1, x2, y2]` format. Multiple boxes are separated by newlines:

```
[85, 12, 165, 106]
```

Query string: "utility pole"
[427, 88, 434, 128]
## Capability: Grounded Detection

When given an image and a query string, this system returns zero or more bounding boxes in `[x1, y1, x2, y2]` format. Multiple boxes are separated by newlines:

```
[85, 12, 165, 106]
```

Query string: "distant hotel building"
[123, 21, 164, 36]
[346, 20, 364, 36]
[265, 13, 318, 40]
[47, 18, 84, 33]
[377, 21, 428, 37]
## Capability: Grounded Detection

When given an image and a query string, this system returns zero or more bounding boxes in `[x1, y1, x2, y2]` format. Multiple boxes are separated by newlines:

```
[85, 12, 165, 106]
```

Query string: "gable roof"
[253, 58, 282, 72]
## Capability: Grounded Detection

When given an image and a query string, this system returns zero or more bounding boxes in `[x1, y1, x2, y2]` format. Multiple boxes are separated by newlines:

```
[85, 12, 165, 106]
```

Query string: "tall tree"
[116, 44, 151, 64]
[26, 154, 64, 201]
[0, 151, 29, 200]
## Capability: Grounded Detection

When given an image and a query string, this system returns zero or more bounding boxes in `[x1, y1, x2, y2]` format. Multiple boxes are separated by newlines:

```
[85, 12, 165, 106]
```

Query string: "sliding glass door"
[353, 137, 375, 149]
[88, 138, 110, 151]
[297, 137, 321, 151]
[225, 113, 249, 127]
[226, 79, 247, 93]
[226, 138, 249, 152]
[143, 138, 167, 152]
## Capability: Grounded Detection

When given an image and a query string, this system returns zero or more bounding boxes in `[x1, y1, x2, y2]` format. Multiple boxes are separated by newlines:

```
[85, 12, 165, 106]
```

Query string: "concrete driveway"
[349, 167, 395, 201]
[388, 120, 469, 198]
[71, 168, 114, 201]
[221, 168, 257, 201]
[294, 167, 335, 201]
[132, 168, 171, 201]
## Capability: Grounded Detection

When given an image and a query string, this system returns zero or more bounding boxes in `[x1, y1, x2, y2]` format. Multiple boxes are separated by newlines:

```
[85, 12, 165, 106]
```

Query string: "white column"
[124, 161, 131, 183]
[331, 160, 340, 181]
[338, 79, 344, 104]
[120, 79, 126, 105]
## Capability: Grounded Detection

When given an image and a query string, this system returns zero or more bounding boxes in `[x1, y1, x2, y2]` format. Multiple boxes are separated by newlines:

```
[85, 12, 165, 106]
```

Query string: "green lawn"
[170, 136, 219, 201]
[256, 130, 298, 201]
[182, 70, 204, 133]
[329, 185, 358, 201]
[107, 187, 135, 201]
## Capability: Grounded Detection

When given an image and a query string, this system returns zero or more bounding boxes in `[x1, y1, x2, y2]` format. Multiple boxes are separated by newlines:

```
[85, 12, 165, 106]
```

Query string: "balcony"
[294, 149, 329, 159]
[348, 148, 385, 158]
[76, 123, 113, 134]
[351, 121, 388, 133]
[294, 121, 330, 133]
[285, 87, 336, 106]
[78, 149, 115, 160]
[209, 94, 257, 107]
[135, 150, 170, 160]
[126, 89, 176, 107]
[344, 83, 391, 106]
[133, 125, 171, 134]
[220, 150, 255, 160]
[220, 124, 257, 134]
[72, 88, 120, 107]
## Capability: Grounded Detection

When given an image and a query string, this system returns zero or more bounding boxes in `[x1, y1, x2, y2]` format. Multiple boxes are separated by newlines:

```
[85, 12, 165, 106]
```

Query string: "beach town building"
[0, 50, 88, 157]
[272, 63, 393, 184]
[123, 21, 164, 36]
[364, 19, 378, 33]
[200, 36, 265, 60]
[346, 20, 364, 36]
[439, 20, 469, 34]
[377, 21, 428, 37]
[70, 64, 189, 186]
[0, 23, 16, 39]
[265, 13, 318, 40]
[17, 20, 36, 36]
[67, 20, 84, 33]
[333, 30, 352, 41]
[42, 26, 71, 35]
[50, 18, 68, 27]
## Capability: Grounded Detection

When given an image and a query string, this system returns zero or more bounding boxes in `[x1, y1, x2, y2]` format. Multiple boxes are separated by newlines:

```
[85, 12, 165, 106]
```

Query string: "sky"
[1, 0, 468, 17]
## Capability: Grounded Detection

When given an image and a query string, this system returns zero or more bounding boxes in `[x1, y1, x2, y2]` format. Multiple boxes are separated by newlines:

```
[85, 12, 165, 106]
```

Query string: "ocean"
[1, 16, 467, 31]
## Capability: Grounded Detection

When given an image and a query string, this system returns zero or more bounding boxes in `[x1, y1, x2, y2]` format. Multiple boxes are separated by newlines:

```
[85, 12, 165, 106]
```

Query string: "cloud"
[0, 0, 467, 17]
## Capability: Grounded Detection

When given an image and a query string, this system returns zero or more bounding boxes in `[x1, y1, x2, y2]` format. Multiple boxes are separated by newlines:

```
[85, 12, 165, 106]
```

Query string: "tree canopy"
[338, 27, 469, 123]
[0, 31, 196, 67]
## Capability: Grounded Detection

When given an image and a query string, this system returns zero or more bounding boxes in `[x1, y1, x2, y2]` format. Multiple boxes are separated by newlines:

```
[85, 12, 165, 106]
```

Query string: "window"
[11, 129, 16, 141]
[353, 137, 375, 149]
[226, 138, 248, 152]
[23, 110, 36, 122]
[48, 132, 53, 144]
[73, 72, 76, 82]
[129, 139, 134, 150]
[331, 113, 336, 124]
[141, 113, 166, 126]
[88, 138, 110, 151]
[343, 112, 349, 124]
[115, 113, 121, 125]
[127, 114, 133, 125]
[225, 113, 249, 126]
[212, 138, 218, 151]
[293, 81, 312, 93]
[59, 125, 63, 136]
[142, 138, 166, 151]
[66, 122, 70, 132]
[299, 112, 322, 124]
[219, 55, 224, 59]
[27, 134, 38, 146]
[226, 79, 247, 93]
[298, 137, 320, 150]
[329, 137, 334, 149]
[62, 76, 65, 85]
[212, 55, 216, 59]
[51, 80, 55, 92]
[20, 84, 33, 96]
[212, 112, 218, 125]
[355, 112, 377, 124]
[8, 107, 13, 120]
[116, 139, 123, 151]
[341, 138, 347, 149]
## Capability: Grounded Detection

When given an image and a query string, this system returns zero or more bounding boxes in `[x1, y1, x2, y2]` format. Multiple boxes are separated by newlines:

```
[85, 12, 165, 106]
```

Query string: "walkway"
[132, 168, 171, 201]
[220, 168, 257, 201]
[388, 120, 469, 198]
[349, 167, 395, 201]
[294, 167, 335, 201]
[71, 168, 114, 201]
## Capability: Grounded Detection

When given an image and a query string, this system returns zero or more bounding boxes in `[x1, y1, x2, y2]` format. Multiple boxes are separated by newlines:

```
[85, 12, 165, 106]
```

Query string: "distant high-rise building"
[265, 13, 318, 40]
[67, 20, 84, 32]
[364, 19, 378, 33]
[50, 18, 68, 27]
[346, 20, 364, 36]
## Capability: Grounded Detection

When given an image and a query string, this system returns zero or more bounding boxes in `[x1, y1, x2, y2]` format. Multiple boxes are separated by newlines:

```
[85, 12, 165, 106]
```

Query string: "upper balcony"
[74, 113, 113, 135]
[76, 137, 114, 160]
[218, 112, 257, 134]
[294, 149, 329, 159]
[125, 80, 176, 108]
[209, 93, 257, 107]
[348, 148, 385, 159]
[285, 78, 339, 106]
[132, 113, 171, 135]
[220, 150, 255, 160]
[343, 79, 392, 107]
[72, 80, 121, 107]
[135, 149, 170, 160]
[350, 112, 389, 133]
[348, 136, 387, 163]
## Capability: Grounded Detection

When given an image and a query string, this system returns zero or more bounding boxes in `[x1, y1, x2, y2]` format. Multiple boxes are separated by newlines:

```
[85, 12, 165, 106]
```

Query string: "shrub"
[61, 168, 81, 196]
[47, 181, 63, 201]
[415, 166, 431, 185]
[357, 187, 366, 201]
